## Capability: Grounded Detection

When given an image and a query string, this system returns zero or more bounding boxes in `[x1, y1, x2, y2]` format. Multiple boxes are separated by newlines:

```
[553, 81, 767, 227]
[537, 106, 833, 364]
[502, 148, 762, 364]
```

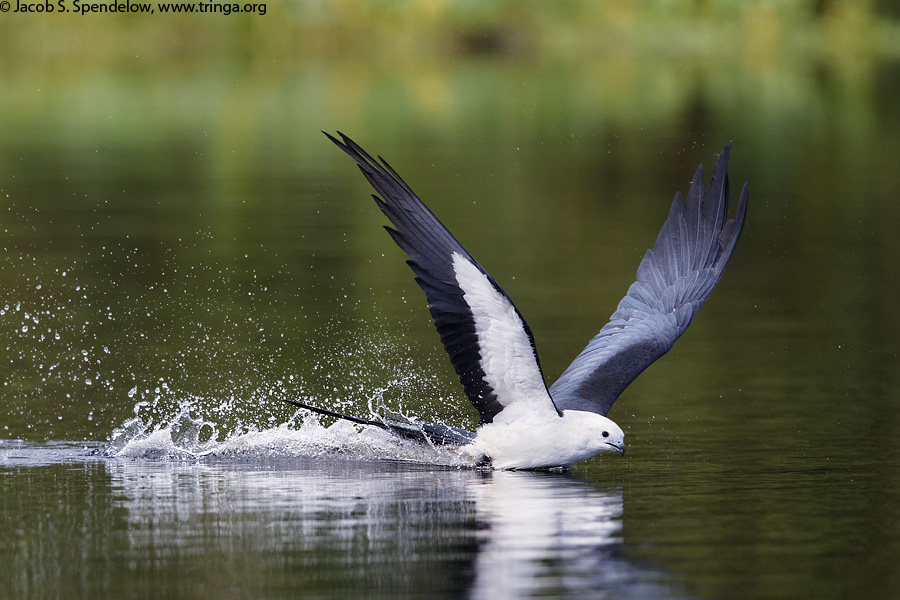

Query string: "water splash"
[104, 379, 470, 467]
[2, 198, 471, 460]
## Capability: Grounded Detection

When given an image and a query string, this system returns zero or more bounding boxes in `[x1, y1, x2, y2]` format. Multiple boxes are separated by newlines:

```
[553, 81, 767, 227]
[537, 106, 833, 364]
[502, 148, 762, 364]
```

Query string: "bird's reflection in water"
[106, 458, 685, 599]
[469, 471, 623, 598]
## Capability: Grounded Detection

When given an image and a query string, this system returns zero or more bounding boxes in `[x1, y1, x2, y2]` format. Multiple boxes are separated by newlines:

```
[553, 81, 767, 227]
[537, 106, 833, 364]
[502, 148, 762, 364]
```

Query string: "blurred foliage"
[1, 0, 898, 156]
[1, 0, 899, 66]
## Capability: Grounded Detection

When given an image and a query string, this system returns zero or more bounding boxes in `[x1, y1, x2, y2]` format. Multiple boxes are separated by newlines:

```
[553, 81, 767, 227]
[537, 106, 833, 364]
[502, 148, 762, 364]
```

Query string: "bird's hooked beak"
[605, 441, 625, 456]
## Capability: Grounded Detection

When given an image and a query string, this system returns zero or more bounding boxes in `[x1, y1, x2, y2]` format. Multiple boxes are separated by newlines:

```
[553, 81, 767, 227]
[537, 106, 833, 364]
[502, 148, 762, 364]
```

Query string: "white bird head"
[556, 410, 626, 459]
[584, 412, 626, 457]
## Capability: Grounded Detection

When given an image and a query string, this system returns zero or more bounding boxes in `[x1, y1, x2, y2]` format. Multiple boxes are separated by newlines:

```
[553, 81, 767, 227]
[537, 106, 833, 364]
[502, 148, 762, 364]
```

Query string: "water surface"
[3, 441, 683, 600]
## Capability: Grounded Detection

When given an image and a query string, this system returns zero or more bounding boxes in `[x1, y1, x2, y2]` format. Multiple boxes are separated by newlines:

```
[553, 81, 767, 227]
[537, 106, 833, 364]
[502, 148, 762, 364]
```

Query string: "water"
[3, 5, 900, 599]
[2, 442, 680, 600]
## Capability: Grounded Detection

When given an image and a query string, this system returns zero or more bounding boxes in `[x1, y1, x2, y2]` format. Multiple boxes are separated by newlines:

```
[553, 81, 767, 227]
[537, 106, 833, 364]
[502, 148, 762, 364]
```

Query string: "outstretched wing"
[325, 132, 560, 425]
[549, 145, 748, 417]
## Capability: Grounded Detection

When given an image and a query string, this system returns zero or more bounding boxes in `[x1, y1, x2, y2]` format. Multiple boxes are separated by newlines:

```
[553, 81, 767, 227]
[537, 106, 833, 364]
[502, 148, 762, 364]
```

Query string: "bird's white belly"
[463, 412, 612, 470]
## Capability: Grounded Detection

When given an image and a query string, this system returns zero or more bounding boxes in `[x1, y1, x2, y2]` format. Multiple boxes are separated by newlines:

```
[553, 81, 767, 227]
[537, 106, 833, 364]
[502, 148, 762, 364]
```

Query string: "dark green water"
[2, 5, 900, 599]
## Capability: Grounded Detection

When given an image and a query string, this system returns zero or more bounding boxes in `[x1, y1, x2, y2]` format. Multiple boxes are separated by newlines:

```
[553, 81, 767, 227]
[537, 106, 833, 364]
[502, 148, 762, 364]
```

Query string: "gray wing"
[549, 145, 748, 417]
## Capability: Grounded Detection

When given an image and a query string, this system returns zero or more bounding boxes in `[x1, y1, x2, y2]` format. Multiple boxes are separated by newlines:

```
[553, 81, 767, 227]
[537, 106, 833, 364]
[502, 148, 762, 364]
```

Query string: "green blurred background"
[2, 0, 898, 438]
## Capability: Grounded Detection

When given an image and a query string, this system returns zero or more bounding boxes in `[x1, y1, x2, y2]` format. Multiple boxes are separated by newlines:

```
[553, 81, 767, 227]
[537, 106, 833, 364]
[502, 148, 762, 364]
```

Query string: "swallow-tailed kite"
[285, 133, 748, 470]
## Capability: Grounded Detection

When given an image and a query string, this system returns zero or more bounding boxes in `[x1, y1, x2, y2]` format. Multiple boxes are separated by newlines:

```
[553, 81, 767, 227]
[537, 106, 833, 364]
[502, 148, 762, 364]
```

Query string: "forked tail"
[282, 399, 476, 446]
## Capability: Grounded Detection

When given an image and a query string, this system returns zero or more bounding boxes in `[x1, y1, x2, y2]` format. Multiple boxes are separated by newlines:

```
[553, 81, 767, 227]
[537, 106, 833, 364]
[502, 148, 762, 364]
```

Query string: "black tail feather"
[380, 408, 477, 445]
[283, 399, 388, 429]
[282, 399, 475, 446]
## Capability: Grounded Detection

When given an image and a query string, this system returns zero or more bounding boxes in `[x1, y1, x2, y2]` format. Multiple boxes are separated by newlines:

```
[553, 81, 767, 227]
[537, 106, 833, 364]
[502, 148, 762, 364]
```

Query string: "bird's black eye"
[602, 431, 609, 438]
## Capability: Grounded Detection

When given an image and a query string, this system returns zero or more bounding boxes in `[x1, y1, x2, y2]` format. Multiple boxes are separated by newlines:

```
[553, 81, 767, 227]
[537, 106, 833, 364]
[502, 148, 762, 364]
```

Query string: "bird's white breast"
[463, 410, 623, 470]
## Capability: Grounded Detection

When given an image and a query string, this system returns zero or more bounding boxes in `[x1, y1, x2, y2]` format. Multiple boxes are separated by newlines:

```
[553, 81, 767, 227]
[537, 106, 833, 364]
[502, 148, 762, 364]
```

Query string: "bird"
[285, 132, 748, 470]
